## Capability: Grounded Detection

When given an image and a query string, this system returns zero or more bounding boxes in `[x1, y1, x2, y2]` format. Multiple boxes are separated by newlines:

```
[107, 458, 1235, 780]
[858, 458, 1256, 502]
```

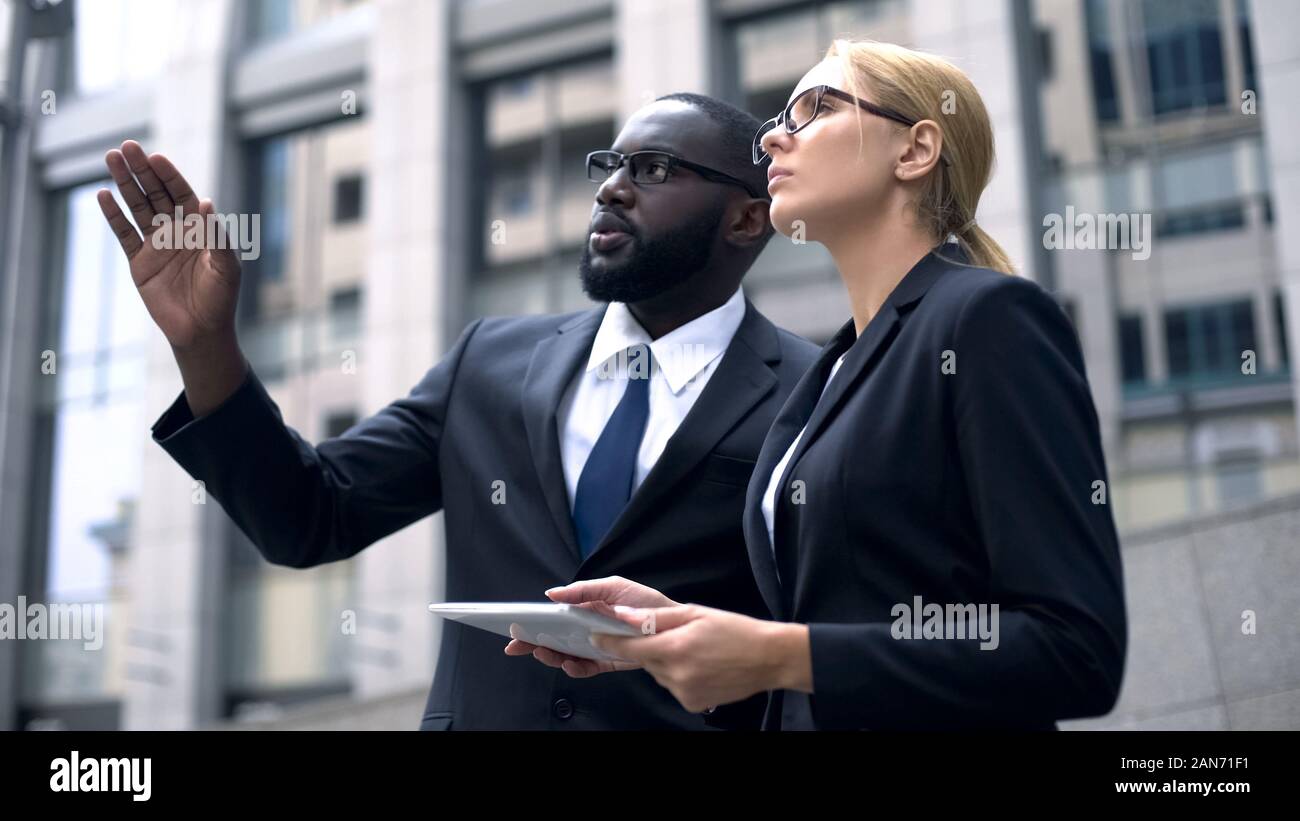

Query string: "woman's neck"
[824, 210, 937, 337]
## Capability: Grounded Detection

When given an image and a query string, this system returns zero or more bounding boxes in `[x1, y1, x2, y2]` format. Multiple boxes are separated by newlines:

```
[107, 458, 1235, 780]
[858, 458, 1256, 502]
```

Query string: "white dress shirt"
[761, 351, 848, 553]
[558, 286, 747, 511]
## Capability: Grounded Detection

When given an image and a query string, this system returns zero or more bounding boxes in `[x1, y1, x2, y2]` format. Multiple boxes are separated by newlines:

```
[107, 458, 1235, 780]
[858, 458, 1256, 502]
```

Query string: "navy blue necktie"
[572, 345, 652, 559]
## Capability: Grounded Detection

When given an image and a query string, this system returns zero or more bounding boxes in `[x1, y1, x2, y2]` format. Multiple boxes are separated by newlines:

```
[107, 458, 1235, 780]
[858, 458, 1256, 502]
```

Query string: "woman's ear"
[896, 120, 944, 181]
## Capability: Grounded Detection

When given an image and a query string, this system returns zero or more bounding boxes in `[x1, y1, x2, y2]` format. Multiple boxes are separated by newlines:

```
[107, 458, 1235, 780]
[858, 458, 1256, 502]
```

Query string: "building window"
[473, 58, 616, 315]
[1215, 457, 1262, 508]
[496, 171, 533, 216]
[20, 183, 151, 729]
[329, 286, 361, 343]
[333, 175, 363, 224]
[1143, 0, 1227, 116]
[1084, 0, 1255, 124]
[69, 0, 178, 95]
[1155, 201, 1246, 237]
[243, 117, 368, 374]
[1084, 0, 1120, 123]
[248, 0, 295, 42]
[250, 138, 289, 284]
[1037, 26, 1054, 82]
[246, 0, 370, 44]
[1164, 299, 1255, 383]
[1237, 0, 1257, 95]
[1276, 291, 1290, 366]
[1119, 314, 1146, 386]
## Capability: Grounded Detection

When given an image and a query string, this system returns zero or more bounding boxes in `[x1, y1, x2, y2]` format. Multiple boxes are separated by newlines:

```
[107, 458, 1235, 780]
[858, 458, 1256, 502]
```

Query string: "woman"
[511, 39, 1127, 730]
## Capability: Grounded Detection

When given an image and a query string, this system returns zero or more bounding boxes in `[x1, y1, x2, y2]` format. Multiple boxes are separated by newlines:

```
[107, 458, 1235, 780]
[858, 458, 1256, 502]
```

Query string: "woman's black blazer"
[743, 242, 1127, 730]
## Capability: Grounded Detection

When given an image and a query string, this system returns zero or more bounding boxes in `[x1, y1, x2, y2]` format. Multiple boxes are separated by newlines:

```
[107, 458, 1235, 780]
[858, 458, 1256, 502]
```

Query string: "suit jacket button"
[553, 698, 574, 720]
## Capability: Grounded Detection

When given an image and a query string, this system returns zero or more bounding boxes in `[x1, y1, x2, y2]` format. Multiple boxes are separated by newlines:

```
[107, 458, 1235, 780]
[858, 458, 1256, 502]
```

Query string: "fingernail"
[613, 605, 638, 614]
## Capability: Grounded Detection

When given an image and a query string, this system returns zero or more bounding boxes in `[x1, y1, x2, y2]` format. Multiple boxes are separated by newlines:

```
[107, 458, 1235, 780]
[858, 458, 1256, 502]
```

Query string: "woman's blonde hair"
[827, 39, 1015, 275]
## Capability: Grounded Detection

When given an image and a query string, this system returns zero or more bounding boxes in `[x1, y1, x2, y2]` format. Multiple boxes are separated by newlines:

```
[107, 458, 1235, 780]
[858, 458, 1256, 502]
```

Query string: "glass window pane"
[0, 0, 12, 91]
[1165, 309, 1191, 379]
[1119, 315, 1146, 385]
[72, 0, 180, 95]
[478, 60, 615, 292]
[1085, 0, 1120, 122]
[1142, 0, 1226, 116]
[1276, 292, 1289, 366]
[25, 181, 150, 716]
[247, 0, 371, 45]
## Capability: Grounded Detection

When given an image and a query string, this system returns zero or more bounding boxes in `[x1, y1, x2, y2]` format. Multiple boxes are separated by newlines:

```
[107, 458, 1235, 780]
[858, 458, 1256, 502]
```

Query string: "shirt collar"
[586, 286, 746, 394]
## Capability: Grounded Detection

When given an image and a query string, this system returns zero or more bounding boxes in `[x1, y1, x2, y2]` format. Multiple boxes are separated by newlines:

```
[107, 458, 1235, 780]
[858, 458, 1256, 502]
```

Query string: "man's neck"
[626, 283, 738, 340]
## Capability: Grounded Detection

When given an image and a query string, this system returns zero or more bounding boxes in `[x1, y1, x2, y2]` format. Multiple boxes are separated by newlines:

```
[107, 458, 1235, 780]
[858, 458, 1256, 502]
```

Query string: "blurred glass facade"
[5, 0, 374, 730]
[1036, 0, 1297, 530]
[223, 118, 369, 718]
[21, 182, 146, 727]
[246, 0, 368, 43]
[67, 0, 178, 95]
[472, 58, 617, 316]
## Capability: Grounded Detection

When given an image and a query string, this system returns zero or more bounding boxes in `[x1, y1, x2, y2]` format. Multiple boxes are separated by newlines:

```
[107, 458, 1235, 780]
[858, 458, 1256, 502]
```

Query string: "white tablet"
[428, 602, 643, 662]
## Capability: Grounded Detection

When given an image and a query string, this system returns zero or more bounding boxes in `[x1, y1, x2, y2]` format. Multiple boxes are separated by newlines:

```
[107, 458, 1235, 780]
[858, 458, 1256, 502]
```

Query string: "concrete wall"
[1066, 492, 1300, 729]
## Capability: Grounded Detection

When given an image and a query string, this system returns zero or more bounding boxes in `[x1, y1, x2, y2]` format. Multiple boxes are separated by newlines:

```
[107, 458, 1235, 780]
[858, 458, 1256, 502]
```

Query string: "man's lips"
[589, 211, 633, 253]
[590, 230, 632, 253]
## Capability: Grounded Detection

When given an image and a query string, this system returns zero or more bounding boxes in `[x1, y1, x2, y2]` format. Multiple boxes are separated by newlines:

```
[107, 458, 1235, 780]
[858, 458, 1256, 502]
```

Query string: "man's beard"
[578, 203, 724, 303]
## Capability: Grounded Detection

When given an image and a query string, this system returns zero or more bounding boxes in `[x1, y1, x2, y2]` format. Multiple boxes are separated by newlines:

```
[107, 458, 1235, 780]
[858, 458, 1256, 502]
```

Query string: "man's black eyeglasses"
[752, 84, 951, 167]
[587, 150, 769, 200]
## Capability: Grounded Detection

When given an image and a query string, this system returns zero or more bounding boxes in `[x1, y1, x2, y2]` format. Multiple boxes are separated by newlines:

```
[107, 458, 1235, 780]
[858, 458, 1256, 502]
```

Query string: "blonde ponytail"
[955, 223, 1015, 275]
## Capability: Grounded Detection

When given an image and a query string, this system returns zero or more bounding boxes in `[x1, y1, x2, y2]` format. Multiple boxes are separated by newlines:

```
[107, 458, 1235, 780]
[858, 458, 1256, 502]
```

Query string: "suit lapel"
[760, 245, 960, 616]
[742, 324, 852, 622]
[776, 306, 900, 488]
[774, 246, 960, 494]
[521, 310, 603, 564]
[583, 301, 781, 566]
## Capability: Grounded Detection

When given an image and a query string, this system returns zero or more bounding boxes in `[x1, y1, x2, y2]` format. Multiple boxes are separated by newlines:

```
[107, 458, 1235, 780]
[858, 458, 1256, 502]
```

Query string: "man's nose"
[595, 163, 635, 208]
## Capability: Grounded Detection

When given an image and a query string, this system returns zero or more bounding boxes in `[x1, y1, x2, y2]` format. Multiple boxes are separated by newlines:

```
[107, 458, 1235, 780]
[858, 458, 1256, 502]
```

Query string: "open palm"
[96, 140, 240, 351]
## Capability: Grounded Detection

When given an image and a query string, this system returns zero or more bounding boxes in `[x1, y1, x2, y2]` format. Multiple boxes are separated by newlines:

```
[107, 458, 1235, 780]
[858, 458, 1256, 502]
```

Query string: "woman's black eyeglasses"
[752, 84, 951, 167]
[587, 150, 769, 200]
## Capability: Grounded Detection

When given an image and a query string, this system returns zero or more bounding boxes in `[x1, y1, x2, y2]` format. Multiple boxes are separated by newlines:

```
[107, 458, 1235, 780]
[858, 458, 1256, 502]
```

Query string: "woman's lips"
[590, 231, 632, 253]
[767, 172, 792, 191]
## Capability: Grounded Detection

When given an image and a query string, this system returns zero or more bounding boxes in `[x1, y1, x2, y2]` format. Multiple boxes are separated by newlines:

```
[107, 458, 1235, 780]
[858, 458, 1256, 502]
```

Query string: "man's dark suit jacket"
[151, 299, 819, 730]
[743, 244, 1128, 730]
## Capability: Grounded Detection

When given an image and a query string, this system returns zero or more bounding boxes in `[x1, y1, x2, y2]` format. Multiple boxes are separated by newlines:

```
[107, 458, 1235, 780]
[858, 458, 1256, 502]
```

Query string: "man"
[96, 93, 818, 729]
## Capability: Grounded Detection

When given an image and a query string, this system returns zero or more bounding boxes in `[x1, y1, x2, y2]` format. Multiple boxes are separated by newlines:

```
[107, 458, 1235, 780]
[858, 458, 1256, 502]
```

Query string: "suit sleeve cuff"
[807, 622, 891, 730]
[150, 366, 265, 445]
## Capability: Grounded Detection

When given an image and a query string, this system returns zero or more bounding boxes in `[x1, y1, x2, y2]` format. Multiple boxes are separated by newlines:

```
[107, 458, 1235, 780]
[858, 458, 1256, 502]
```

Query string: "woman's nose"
[760, 125, 790, 160]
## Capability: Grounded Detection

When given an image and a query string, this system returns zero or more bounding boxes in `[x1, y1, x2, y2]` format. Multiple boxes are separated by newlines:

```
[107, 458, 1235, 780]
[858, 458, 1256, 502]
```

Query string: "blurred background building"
[1, 0, 1297, 730]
